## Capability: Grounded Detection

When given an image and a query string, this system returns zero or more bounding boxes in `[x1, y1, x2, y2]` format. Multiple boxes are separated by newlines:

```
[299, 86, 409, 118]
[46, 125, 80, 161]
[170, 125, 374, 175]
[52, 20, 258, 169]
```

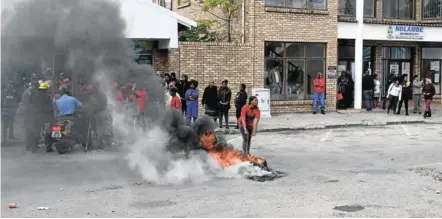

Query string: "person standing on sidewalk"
[201, 80, 219, 122]
[218, 79, 232, 129]
[386, 79, 402, 114]
[422, 78, 436, 118]
[362, 72, 374, 111]
[412, 75, 423, 114]
[383, 72, 396, 110]
[176, 74, 189, 116]
[234, 83, 248, 129]
[373, 74, 381, 109]
[1, 82, 21, 144]
[185, 80, 199, 125]
[238, 96, 261, 155]
[312, 72, 325, 115]
[396, 75, 412, 116]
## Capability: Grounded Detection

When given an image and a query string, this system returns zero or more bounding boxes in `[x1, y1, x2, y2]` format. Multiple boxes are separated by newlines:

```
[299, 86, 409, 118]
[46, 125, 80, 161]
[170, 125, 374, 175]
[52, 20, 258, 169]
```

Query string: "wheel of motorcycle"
[55, 139, 71, 154]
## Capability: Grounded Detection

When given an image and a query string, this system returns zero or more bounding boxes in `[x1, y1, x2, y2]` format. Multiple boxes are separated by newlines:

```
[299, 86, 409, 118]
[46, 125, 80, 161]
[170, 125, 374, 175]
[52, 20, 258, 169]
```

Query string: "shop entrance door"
[385, 60, 412, 86]
[388, 61, 411, 77]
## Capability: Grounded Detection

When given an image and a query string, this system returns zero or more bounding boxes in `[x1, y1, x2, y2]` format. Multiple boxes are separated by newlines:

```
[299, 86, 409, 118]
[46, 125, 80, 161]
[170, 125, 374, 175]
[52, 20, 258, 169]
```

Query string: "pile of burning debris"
[198, 124, 287, 182]
[163, 111, 286, 182]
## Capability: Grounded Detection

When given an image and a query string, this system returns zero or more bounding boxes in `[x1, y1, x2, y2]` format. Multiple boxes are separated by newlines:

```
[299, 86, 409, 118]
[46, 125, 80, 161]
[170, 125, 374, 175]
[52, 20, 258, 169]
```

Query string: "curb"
[258, 120, 442, 133]
[212, 120, 442, 135]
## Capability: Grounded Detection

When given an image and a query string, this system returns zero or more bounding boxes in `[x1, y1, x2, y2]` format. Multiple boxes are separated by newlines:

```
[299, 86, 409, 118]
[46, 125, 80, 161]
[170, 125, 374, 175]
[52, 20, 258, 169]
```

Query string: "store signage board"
[387, 25, 424, 40]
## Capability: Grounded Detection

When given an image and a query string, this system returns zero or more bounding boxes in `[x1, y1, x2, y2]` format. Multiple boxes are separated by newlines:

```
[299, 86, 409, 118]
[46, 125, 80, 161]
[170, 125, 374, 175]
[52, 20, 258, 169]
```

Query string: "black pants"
[397, 99, 409, 114]
[387, 96, 399, 113]
[218, 106, 229, 128]
[240, 126, 252, 154]
[181, 99, 187, 116]
[235, 106, 243, 128]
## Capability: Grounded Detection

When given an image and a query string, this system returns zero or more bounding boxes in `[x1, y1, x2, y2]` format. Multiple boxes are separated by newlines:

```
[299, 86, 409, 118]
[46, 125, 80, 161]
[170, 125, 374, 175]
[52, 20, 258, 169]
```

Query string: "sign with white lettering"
[387, 25, 424, 40]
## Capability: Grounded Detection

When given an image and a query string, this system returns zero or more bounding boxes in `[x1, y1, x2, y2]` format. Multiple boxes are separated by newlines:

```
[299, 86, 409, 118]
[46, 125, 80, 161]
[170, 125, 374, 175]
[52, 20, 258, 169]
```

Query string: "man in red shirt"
[238, 96, 261, 155]
[313, 72, 326, 115]
[130, 87, 148, 130]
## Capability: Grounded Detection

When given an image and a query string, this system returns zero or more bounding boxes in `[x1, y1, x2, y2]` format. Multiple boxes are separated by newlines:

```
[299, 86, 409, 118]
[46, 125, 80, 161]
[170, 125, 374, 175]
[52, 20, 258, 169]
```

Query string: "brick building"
[150, 0, 442, 113]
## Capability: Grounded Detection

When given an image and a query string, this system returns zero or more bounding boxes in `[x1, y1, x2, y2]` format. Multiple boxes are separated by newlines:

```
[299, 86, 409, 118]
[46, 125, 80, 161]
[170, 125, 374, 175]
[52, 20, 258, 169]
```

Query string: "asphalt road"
[2, 124, 442, 217]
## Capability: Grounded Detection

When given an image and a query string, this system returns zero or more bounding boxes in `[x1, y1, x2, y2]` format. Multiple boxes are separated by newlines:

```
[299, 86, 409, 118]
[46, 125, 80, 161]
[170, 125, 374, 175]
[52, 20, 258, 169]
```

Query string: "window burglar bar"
[422, 0, 442, 19]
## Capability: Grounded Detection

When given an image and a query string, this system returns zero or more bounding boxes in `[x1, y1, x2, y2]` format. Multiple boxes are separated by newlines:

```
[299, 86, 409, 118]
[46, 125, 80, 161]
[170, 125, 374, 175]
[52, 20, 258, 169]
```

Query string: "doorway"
[381, 47, 414, 97]
[337, 45, 376, 109]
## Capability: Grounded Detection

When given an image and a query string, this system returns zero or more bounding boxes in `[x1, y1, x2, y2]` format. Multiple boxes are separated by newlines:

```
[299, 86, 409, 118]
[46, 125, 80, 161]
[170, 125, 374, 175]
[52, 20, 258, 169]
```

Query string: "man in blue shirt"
[55, 88, 82, 117]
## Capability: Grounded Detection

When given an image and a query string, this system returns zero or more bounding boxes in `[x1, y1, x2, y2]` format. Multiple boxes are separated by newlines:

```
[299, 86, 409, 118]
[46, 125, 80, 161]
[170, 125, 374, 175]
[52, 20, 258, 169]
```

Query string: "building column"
[354, 0, 364, 109]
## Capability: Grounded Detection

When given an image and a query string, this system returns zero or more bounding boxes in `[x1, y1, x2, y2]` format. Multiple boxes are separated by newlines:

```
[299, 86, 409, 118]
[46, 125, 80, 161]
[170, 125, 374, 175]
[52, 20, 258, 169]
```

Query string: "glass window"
[338, 46, 355, 59]
[286, 60, 305, 100]
[264, 42, 326, 100]
[307, 44, 325, 58]
[422, 0, 442, 19]
[422, 47, 442, 59]
[381, 47, 411, 59]
[339, 0, 375, 17]
[266, 0, 326, 9]
[421, 60, 441, 94]
[364, 0, 375, 17]
[265, 59, 284, 100]
[265, 42, 284, 58]
[382, 0, 415, 19]
[286, 43, 304, 58]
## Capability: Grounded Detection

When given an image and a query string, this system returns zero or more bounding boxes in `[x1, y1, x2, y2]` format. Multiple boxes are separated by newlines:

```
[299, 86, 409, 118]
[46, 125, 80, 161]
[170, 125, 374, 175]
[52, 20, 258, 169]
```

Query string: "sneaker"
[321, 110, 325, 115]
[406, 113, 409, 116]
[313, 112, 317, 115]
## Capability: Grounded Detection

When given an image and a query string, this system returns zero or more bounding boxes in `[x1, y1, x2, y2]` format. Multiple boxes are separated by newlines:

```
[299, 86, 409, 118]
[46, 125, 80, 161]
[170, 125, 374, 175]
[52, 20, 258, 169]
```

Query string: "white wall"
[119, 0, 179, 48]
[338, 22, 442, 42]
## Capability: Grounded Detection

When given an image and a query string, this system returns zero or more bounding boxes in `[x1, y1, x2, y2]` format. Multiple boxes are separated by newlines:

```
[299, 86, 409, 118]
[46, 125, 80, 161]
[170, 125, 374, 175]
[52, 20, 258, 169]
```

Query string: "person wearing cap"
[1, 82, 21, 144]
[27, 82, 54, 152]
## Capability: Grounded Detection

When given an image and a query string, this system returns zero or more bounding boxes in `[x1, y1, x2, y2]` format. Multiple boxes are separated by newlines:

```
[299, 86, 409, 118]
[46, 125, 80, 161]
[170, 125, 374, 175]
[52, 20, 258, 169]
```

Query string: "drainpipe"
[242, 0, 245, 43]
[354, 0, 364, 109]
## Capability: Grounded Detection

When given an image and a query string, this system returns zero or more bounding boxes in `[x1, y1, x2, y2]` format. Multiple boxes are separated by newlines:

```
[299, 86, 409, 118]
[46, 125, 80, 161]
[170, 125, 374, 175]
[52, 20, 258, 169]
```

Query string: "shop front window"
[265, 0, 326, 9]
[421, 47, 442, 94]
[338, 0, 375, 17]
[382, 0, 415, 19]
[264, 42, 326, 100]
[422, 0, 442, 19]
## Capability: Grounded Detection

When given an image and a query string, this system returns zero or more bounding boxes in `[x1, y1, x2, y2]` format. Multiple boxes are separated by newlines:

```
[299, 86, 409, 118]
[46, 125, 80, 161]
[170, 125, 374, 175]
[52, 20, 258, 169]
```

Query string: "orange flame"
[200, 130, 266, 168]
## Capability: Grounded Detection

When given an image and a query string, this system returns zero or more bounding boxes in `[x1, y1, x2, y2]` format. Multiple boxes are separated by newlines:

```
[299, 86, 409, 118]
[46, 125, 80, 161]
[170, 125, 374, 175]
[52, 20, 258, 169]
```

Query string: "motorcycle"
[40, 113, 93, 154]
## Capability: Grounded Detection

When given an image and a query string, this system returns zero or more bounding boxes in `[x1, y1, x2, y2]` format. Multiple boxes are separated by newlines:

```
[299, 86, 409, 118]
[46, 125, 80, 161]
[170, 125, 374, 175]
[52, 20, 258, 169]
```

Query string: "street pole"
[354, 0, 364, 109]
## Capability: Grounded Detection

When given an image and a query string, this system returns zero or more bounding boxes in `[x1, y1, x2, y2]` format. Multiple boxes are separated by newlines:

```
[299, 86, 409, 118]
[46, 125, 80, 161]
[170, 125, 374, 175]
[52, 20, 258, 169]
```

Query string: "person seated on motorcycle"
[55, 87, 82, 118]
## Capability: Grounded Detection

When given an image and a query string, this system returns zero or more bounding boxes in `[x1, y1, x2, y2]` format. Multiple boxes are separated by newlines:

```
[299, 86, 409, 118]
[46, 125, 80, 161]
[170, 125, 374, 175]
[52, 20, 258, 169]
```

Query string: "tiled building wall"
[251, 0, 339, 113]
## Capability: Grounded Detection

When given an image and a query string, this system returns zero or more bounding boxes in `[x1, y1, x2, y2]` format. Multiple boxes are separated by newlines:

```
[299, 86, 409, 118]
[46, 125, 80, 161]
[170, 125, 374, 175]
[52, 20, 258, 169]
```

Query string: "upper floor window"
[382, 0, 415, 19]
[265, 0, 326, 10]
[338, 0, 376, 17]
[422, 0, 442, 19]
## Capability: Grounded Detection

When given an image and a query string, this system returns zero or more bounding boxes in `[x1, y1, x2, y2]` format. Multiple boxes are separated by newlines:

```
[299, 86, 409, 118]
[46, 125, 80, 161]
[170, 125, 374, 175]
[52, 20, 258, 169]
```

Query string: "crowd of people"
[359, 72, 436, 118]
[161, 73, 261, 155]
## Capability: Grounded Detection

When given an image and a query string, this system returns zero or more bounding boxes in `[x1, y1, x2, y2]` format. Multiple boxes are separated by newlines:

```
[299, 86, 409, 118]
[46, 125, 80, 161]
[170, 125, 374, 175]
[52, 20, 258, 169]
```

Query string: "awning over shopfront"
[119, 0, 197, 49]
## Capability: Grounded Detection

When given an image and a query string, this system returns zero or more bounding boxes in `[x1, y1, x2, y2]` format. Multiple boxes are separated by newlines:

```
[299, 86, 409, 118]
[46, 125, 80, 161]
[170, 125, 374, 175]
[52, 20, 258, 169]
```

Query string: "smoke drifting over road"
[1, 0, 273, 185]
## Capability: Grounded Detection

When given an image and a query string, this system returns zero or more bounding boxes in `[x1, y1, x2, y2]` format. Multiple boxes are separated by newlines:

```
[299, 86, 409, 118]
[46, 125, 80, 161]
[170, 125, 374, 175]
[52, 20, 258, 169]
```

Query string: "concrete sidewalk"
[217, 108, 442, 134]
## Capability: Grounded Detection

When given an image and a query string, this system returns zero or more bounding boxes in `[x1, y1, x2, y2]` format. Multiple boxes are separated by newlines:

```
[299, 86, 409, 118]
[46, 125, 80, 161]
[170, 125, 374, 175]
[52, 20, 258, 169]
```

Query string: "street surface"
[2, 122, 442, 217]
